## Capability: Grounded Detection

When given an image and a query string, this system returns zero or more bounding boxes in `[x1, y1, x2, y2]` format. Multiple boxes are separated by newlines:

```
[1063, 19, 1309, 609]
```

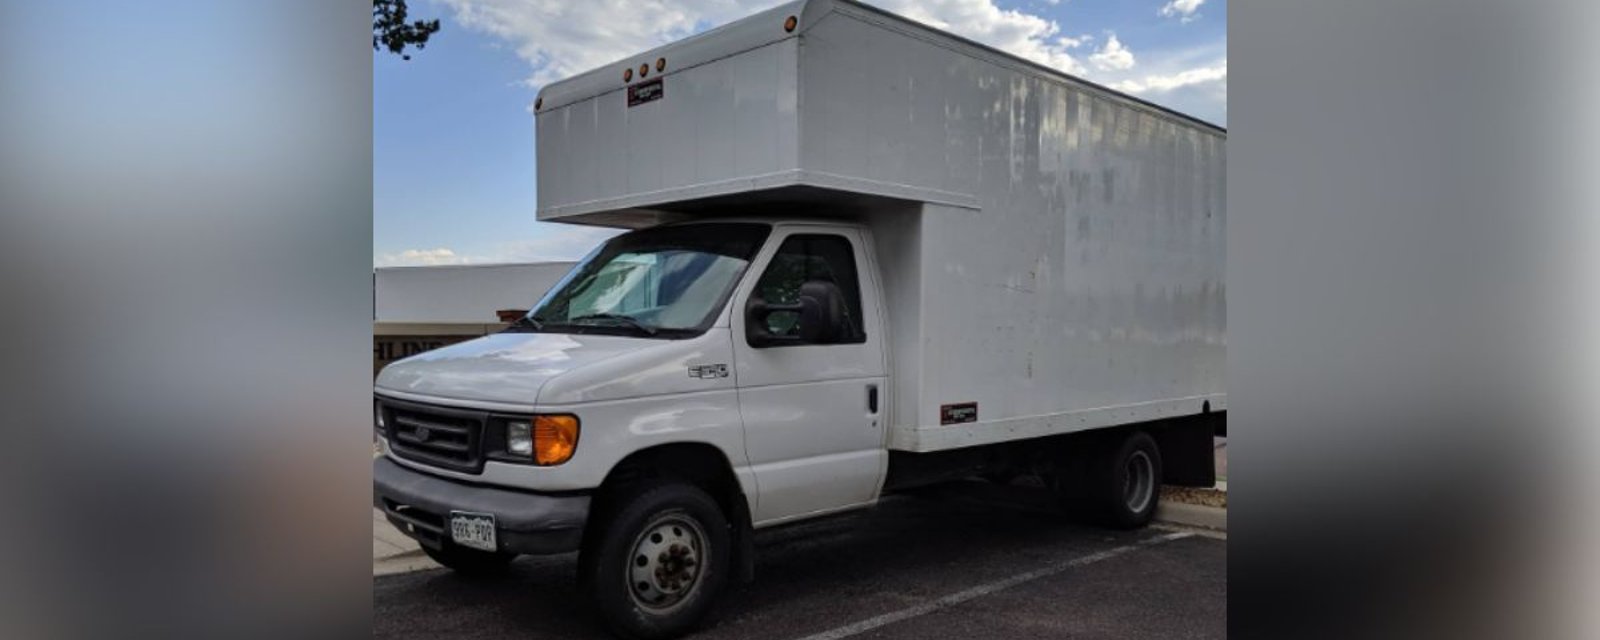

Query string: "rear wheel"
[1055, 431, 1163, 529]
[422, 543, 516, 576]
[581, 482, 730, 640]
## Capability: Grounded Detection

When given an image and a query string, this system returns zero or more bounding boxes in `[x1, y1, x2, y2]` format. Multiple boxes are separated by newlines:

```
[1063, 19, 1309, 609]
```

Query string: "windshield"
[517, 223, 771, 339]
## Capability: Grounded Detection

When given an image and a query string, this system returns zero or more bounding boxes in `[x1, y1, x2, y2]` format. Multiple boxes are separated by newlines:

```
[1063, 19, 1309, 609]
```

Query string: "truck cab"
[375, 218, 898, 636]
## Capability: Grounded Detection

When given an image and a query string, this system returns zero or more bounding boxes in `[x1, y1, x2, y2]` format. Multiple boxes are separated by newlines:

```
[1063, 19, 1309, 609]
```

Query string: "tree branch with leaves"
[373, 0, 440, 61]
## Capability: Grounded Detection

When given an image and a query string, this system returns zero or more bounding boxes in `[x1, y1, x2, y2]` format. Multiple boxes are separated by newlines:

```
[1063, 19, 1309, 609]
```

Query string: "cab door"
[732, 225, 887, 525]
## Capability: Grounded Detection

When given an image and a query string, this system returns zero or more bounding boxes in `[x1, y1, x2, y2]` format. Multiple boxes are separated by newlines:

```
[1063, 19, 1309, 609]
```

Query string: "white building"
[373, 262, 575, 373]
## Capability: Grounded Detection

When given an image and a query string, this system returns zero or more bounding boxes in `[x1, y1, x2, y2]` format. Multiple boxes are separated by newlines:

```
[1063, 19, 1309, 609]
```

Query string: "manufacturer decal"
[687, 364, 729, 379]
[628, 78, 664, 107]
[940, 402, 978, 425]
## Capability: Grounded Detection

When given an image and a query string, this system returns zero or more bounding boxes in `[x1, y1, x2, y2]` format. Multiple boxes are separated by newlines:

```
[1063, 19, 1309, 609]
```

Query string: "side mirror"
[746, 280, 847, 347]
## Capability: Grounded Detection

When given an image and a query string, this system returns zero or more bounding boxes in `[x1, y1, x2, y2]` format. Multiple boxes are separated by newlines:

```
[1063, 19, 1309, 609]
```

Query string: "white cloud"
[1159, 0, 1204, 23]
[1112, 60, 1226, 95]
[485, 223, 623, 263]
[871, 0, 1088, 73]
[1060, 33, 1093, 49]
[440, 0, 1095, 84]
[439, 0, 788, 86]
[376, 224, 622, 267]
[433, 0, 1223, 120]
[378, 247, 473, 267]
[1089, 33, 1135, 71]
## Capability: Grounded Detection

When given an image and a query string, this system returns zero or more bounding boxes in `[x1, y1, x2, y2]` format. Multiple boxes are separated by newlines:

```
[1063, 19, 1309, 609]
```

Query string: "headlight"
[505, 415, 580, 465]
[374, 401, 385, 431]
[506, 420, 533, 455]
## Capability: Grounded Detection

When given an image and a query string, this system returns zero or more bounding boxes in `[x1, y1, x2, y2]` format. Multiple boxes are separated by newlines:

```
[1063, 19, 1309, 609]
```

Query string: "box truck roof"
[534, 0, 1224, 227]
[533, 0, 1222, 133]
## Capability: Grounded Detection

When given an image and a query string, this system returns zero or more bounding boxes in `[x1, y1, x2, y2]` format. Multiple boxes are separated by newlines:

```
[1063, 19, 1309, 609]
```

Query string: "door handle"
[867, 384, 879, 414]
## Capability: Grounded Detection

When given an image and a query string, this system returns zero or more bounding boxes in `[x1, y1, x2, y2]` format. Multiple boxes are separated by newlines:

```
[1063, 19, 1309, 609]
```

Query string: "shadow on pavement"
[374, 481, 1225, 640]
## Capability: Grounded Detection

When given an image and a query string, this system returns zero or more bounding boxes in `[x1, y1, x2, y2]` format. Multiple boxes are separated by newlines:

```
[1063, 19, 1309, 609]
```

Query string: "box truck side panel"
[802, 9, 1225, 452]
[533, 0, 1224, 451]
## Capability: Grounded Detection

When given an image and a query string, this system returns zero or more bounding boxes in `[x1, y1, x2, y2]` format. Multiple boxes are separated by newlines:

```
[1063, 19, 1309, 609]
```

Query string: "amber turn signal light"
[532, 414, 580, 466]
[784, 15, 798, 32]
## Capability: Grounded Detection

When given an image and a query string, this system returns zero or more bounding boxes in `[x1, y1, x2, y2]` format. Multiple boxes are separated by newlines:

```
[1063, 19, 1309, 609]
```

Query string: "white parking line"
[789, 531, 1195, 640]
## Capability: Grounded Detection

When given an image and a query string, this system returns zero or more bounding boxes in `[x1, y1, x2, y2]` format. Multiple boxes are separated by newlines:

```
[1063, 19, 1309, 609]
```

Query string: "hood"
[375, 332, 655, 406]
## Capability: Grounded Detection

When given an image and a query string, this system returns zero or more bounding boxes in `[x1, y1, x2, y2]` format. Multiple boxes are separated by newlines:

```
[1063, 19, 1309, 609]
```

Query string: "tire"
[423, 543, 516, 576]
[581, 482, 731, 640]
[1055, 431, 1163, 529]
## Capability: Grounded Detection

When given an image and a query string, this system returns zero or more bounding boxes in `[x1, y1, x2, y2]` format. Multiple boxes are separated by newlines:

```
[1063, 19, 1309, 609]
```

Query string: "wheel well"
[1048, 416, 1217, 488]
[1147, 414, 1218, 487]
[882, 416, 1218, 492]
[589, 443, 757, 582]
[595, 443, 748, 523]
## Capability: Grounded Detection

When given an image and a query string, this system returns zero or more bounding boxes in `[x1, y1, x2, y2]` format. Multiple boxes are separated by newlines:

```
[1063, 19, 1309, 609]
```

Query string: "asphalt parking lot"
[374, 480, 1225, 639]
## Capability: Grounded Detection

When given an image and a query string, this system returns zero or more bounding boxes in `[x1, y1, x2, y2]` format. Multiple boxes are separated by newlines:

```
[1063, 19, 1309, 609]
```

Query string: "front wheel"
[581, 482, 731, 640]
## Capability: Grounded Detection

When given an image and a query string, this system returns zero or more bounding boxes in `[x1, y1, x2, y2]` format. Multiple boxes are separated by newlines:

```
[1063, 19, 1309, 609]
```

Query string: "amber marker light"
[532, 414, 580, 466]
[656, 57, 667, 72]
[624, 67, 633, 82]
[784, 15, 798, 32]
[534, 97, 543, 110]
[640, 63, 650, 78]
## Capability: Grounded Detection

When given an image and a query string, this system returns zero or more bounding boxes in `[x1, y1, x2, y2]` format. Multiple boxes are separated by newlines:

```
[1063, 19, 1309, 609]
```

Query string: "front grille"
[381, 399, 487, 474]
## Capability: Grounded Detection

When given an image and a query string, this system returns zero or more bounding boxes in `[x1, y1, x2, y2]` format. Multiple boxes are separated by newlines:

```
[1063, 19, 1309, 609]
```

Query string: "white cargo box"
[535, 0, 1224, 452]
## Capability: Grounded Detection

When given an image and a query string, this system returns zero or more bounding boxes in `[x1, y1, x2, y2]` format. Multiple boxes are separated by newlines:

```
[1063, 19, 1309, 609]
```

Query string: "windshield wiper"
[568, 313, 659, 336]
[501, 315, 545, 333]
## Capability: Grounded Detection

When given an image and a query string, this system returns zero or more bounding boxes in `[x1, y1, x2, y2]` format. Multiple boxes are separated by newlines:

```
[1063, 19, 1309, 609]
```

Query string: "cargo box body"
[535, 0, 1224, 453]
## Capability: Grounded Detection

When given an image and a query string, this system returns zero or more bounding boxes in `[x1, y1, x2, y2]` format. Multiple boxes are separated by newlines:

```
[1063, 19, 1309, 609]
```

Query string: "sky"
[375, 0, 1227, 266]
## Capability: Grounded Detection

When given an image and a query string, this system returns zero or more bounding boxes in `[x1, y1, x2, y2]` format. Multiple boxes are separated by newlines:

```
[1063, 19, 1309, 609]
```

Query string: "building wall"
[373, 262, 576, 375]
[374, 262, 575, 324]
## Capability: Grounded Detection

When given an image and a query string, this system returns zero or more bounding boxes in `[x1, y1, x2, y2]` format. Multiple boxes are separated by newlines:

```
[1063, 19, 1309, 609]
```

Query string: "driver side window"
[752, 234, 865, 344]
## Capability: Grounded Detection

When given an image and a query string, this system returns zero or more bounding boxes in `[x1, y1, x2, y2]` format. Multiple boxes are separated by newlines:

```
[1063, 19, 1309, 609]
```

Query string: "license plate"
[449, 511, 497, 552]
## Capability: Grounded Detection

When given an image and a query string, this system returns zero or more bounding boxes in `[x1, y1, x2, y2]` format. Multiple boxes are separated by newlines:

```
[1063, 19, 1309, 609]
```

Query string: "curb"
[374, 506, 432, 574]
[374, 550, 440, 576]
[1155, 483, 1226, 532]
[1154, 500, 1226, 532]
[376, 546, 427, 562]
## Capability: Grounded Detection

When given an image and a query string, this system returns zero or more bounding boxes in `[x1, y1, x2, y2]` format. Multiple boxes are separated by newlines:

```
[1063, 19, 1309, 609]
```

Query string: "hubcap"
[627, 513, 706, 613]
[1123, 450, 1155, 513]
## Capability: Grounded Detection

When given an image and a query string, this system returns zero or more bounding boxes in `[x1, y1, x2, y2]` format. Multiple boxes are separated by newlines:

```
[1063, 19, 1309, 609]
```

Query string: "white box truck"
[373, 1, 1223, 637]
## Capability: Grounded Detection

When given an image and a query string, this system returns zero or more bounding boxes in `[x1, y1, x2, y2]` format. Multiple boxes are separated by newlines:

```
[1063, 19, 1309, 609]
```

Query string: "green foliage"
[373, 0, 440, 61]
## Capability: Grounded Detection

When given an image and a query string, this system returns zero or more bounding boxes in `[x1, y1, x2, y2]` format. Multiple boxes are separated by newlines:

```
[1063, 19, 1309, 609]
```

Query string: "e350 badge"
[687, 364, 729, 379]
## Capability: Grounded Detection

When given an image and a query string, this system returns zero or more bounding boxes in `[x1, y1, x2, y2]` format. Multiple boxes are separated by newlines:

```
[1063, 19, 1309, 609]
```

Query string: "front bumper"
[373, 457, 590, 555]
